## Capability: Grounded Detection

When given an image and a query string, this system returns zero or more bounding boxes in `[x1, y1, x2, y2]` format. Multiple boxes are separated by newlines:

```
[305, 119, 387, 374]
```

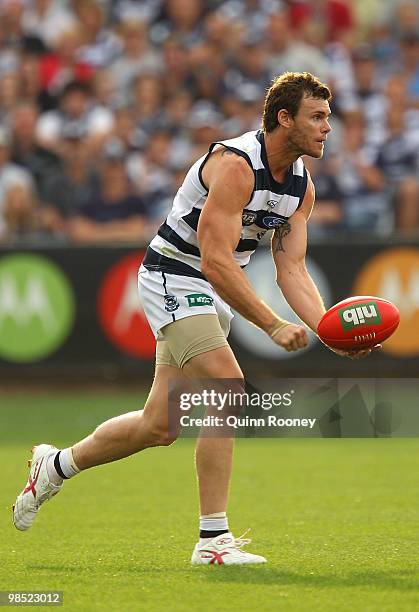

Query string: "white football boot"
[191, 531, 267, 565]
[13, 444, 62, 531]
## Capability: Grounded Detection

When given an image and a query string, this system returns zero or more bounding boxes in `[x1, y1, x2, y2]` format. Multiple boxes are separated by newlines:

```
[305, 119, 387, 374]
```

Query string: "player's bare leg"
[182, 346, 266, 564]
[72, 364, 186, 469]
[13, 339, 266, 561]
[12, 364, 186, 531]
[183, 345, 242, 516]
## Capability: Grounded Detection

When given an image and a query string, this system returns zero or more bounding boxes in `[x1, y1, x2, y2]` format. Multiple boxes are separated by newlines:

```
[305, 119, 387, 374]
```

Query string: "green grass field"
[1, 391, 419, 611]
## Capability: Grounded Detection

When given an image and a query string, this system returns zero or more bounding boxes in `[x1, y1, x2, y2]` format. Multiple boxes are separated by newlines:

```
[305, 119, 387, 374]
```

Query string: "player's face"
[289, 96, 331, 158]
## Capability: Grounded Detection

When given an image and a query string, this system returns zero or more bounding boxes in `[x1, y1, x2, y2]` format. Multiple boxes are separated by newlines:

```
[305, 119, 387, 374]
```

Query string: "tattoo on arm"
[221, 148, 236, 157]
[272, 222, 292, 253]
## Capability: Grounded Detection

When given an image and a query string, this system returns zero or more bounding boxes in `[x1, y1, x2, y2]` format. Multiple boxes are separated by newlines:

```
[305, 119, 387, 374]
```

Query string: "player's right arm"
[198, 149, 307, 351]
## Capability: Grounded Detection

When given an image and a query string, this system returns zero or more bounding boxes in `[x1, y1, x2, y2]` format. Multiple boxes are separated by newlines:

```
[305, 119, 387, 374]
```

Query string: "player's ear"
[277, 109, 293, 128]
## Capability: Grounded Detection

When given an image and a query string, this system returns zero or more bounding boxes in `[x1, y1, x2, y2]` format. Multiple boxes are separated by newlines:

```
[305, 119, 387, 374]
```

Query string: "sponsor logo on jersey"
[267, 200, 278, 209]
[262, 216, 284, 228]
[242, 211, 257, 226]
[186, 293, 214, 307]
[164, 294, 180, 312]
[339, 302, 381, 330]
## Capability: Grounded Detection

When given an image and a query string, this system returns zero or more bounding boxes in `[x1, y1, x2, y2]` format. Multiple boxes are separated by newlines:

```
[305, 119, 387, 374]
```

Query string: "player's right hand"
[271, 324, 308, 352]
[329, 344, 382, 359]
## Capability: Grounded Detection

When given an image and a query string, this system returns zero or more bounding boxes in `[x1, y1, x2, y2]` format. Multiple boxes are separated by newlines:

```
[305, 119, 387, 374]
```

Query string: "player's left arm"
[272, 175, 325, 333]
[272, 175, 378, 358]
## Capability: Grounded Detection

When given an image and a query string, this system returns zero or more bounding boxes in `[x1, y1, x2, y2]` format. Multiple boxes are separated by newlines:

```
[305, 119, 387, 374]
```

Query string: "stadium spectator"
[265, 9, 331, 83]
[108, 18, 163, 98]
[222, 31, 271, 98]
[218, 0, 284, 40]
[2, 182, 38, 239]
[21, 0, 77, 49]
[384, 74, 419, 150]
[332, 111, 390, 234]
[39, 24, 95, 99]
[35, 80, 114, 155]
[221, 84, 265, 136]
[0, 0, 27, 48]
[68, 138, 148, 243]
[160, 36, 192, 93]
[110, 104, 143, 152]
[0, 70, 21, 126]
[202, 9, 243, 57]
[304, 156, 343, 235]
[19, 51, 55, 113]
[347, 44, 387, 152]
[390, 0, 419, 38]
[351, 0, 384, 40]
[75, 0, 122, 69]
[90, 68, 118, 109]
[375, 105, 419, 236]
[10, 99, 60, 199]
[152, 0, 205, 48]
[187, 100, 223, 162]
[130, 73, 165, 141]
[160, 88, 194, 137]
[127, 128, 174, 224]
[39, 122, 99, 236]
[290, 0, 356, 43]
[0, 126, 37, 240]
[398, 32, 419, 101]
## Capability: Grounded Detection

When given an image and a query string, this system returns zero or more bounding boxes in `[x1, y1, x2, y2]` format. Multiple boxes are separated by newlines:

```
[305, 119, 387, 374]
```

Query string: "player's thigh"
[183, 345, 243, 379]
[142, 364, 186, 432]
[161, 314, 243, 379]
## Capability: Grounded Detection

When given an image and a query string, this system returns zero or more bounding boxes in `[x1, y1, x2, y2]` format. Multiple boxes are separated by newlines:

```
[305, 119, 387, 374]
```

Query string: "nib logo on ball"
[339, 302, 382, 330]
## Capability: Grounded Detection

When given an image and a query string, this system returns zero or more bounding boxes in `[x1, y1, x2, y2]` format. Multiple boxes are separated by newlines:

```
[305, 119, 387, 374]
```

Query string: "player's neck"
[263, 131, 300, 182]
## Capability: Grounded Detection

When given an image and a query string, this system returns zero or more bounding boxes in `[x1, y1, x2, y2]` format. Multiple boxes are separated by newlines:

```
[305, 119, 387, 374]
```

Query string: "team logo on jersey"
[164, 294, 179, 312]
[267, 200, 278, 209]
[242, 211, 257, 226]
[262, 216, 285, 228]
[186, 293, 214, 307]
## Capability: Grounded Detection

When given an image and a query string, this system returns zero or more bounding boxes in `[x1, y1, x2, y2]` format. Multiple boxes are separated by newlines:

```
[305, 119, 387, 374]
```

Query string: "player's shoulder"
[210, 130, 260, 173]
[292, 156, 306, 178]
[216, 129, 260, 154]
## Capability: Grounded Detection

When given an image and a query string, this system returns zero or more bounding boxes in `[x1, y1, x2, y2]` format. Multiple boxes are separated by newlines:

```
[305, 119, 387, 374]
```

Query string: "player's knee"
[157, 431, 178, 447]
[147, 424, 178, 447]
[141, 413, 178, 447]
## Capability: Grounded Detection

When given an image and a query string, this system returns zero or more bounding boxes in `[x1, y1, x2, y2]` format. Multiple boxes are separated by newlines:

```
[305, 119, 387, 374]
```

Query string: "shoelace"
[234, 528, 252, 548]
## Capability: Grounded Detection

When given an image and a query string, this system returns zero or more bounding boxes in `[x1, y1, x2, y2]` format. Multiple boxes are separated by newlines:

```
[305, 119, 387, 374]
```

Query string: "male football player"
[13, 72, 375, 564]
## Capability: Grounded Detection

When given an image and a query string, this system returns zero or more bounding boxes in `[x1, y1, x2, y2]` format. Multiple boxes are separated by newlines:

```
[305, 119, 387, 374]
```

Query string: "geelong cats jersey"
[143, 129, 308, 280]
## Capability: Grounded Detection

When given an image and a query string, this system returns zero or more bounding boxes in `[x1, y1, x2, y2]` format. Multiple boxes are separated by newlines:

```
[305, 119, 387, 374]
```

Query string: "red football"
[317, 295, 400, 350]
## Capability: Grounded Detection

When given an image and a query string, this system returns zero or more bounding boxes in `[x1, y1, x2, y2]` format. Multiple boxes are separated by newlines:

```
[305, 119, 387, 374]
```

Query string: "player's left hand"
[329, 344, 382, 359]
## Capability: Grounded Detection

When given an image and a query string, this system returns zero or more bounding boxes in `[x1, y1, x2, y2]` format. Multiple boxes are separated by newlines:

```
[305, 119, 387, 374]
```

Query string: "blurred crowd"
[0, 0, 418, 244]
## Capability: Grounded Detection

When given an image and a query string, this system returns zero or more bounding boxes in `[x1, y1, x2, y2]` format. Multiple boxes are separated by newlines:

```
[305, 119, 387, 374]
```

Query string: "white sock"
[46, 454, 63, 485]
[47, 447, 80, 484]
[199, 512, 229, 546]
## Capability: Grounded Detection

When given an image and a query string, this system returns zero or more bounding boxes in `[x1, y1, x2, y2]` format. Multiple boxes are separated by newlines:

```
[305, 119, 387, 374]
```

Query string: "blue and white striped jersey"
[143, 129, 308, 279]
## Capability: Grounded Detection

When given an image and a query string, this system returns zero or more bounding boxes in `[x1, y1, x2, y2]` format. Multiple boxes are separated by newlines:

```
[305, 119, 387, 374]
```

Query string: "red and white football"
[317, 295, 400, 350]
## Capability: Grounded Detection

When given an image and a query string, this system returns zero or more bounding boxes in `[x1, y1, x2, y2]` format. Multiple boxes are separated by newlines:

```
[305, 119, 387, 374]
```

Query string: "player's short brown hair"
[262, 72, 332, 133]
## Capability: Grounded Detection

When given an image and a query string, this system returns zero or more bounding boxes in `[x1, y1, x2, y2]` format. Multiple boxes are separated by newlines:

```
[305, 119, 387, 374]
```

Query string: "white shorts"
[137, 266, 233, 338]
